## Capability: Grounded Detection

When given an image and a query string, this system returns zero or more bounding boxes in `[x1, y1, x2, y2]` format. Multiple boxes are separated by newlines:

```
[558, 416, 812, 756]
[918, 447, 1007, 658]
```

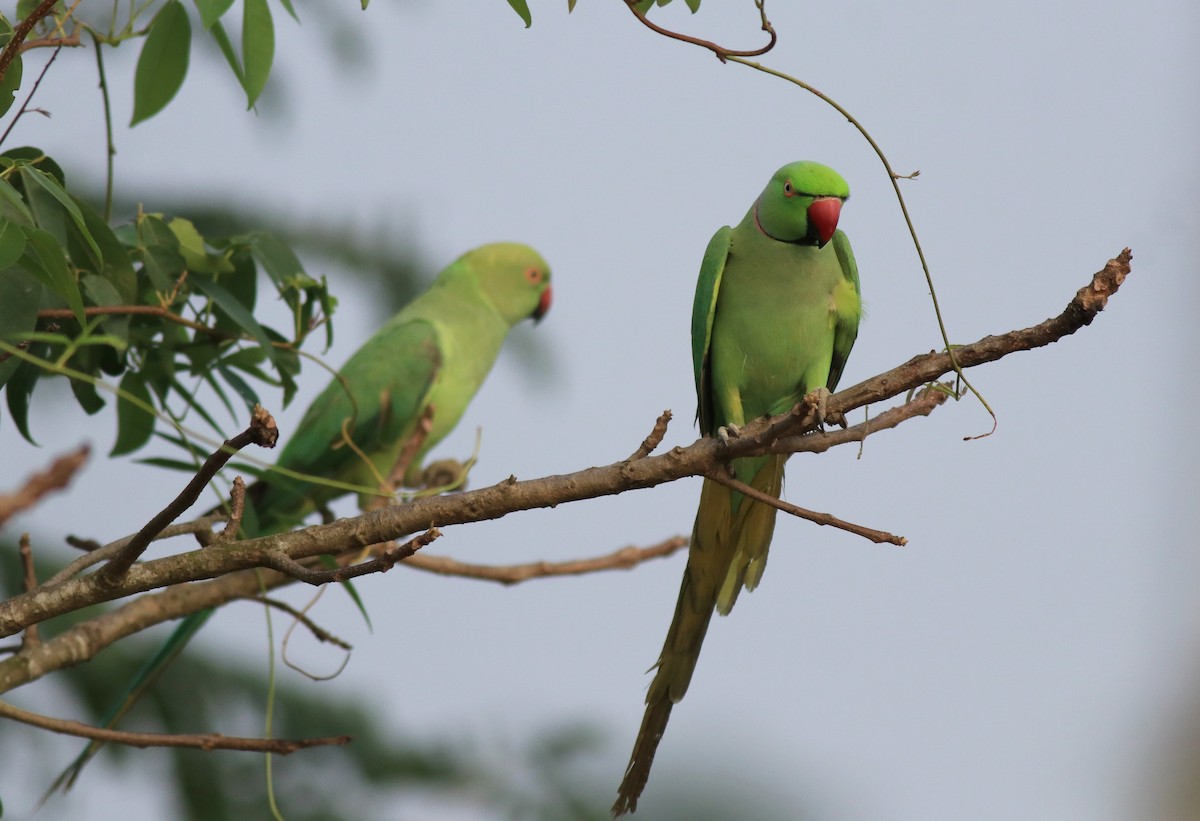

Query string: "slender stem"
[92, 31, 115, 222]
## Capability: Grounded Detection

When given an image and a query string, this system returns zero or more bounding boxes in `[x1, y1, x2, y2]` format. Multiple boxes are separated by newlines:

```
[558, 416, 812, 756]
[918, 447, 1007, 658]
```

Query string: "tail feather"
[716, 454, 786, 614]
[613, 479, 733, 815]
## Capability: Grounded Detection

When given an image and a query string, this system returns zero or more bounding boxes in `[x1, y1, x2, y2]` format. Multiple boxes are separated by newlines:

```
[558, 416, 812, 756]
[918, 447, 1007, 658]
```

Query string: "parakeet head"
[462, 242, 553, 326]
[754, 161, 850, 247]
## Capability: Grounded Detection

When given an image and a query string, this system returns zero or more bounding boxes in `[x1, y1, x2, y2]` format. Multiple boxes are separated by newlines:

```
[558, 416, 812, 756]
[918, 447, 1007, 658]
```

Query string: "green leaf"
[169, 217, 233, 274]
[0, 218, 26, 267]
[216, 362, 259, 409]
[506, 0, 532, 27]
[0, 15, 23, 119]
[112, 370, 157, 455]
[567, 0, 577, 11]
[21, 226, 84, 325]
[276, 0, 299, 23]
[685, 0, 701, 10]
[242, 0, 274, 109]
[208, 19, 245, 87]
[244, 230, 304, 291]
[18, 165, 103, 269]
[81, 274, 130, 342]
[189, 274, 278, 367]
[68, 351, 106, 415]
[4, 341, 46, 444]
[0, 267, 41, 389]
[131, 1, 192, 126]
[137, 215, 186, 292]
[634, 0, 655, 12]
[191, 0, 235, 28]
[0, 178, 33, 226]
[74, 196, 137, 302]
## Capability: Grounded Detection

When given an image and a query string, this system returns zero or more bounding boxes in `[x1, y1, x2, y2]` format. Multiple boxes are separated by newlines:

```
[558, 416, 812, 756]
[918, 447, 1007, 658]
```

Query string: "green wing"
[690, 226, 731, 436]
[827, 228, 861, 392]
[258, 317, 443, 524]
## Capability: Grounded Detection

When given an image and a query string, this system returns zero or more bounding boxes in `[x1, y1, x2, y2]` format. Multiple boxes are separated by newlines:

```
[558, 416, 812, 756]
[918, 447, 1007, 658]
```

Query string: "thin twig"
[49, 516, 226, 585]
[0, 38, 61, 147]
[706, 469, 906, 546]
[264, 528, 441, 585]
[36, 305, 236, 339]
[19, 32, 81, 52]
[0, 0, 59, 85]
[402, 536, 689, 585]
[628, 410, 672, 460]
[245, 594, 352, 651]
[0, 698, 350, 754]
[18, 534, 40, 649]
[218, 477, 247, 543]
[0, 445, 89, 527]
[98, 408, 278, 580]
[92, 29, 115, 222]
[623, 0, 775, 62]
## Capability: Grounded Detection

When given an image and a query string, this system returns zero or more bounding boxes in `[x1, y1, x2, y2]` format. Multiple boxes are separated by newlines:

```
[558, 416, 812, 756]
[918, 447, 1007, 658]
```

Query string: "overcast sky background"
[4, 1, 1199, 819]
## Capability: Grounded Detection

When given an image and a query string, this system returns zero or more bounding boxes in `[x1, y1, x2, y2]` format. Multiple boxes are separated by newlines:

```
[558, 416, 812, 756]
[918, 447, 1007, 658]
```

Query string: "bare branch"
[263, 528, 441, 585]
[0, 252, 1133, 693]
[48, 516, 226, 586]
[97, 407, 278, 580]
[245, 594, 353, 651]
[628, 410, 673, 460]
[0, 445, 89, 527]
[706, 468, 906, 546]
[18, 534, 40, 650]
[402, 536, 688, 585]
[0, 698, 349, 754]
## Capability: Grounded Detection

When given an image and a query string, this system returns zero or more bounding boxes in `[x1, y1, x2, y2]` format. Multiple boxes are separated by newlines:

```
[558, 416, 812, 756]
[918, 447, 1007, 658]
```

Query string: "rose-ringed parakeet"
[613, 162, 861, 815]
[54, 242, 553, 791]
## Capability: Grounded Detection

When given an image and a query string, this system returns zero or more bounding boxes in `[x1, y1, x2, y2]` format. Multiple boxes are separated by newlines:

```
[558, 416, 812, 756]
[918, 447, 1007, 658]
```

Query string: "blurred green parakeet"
[613, 161, 861, 815]
[54, 241, 553, 791]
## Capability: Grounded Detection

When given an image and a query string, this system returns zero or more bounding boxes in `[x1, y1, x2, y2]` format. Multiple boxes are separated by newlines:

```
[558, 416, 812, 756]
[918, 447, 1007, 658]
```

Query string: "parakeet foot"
[420, 458, 469, 491]
[717, 423, 742, 444]
[804, 387, 832, 428]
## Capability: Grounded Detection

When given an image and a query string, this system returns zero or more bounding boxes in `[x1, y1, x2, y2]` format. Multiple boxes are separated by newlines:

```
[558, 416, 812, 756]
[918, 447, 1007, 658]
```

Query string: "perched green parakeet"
[613, 162, 861, 816]
[53, 242, 553, 791]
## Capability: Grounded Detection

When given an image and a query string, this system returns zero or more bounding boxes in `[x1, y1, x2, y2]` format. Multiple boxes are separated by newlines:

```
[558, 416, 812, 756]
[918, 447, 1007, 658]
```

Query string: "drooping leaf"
[21, 226, 84, 325]
[18, 165, 103, 269]
[191, 0, 235, 28]
[68, 349, 107, 415]
[242, 0, 274, 109]
[189, 274, 278, 367]
[169, 217, 233, 274]
[216, 362, 259, 410]
[0, 267, 41, 389]
[685, 0, 701, 10]
[111, 370, 157, 455]
[131, 1, 192, 126]
[317, 554, 373, 631]
[506, 0, 532, 27]
[208, 19, 244, 87]
[0, 218, 26, 267]
[4, 341, 47, 444]
[81, 274, 130, 342]
[567, 0, 577, 11]
[0, 177, 33, 226]
[276, 0, 298, 23]
[74, 196, 137, 302]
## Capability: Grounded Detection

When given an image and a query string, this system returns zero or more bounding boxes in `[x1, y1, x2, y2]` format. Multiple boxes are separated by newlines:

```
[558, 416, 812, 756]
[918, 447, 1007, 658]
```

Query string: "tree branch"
[97, 407, 277, 581]
[401, 535, 689, 585]
[0, 698, 349, 754]
[623, 0, 776, 62]
[0, 445, 89, 527]
[0, 0, 59, 85]
[0, 251, 1133, 693]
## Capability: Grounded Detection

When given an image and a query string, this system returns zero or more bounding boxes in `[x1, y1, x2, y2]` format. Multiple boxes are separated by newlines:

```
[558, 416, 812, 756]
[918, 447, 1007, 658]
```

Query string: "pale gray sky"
[4, 1, 1199, 819]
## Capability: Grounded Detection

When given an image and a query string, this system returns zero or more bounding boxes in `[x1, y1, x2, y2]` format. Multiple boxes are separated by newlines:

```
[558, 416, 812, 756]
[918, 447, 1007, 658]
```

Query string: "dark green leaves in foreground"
[0, 147, 333, 460]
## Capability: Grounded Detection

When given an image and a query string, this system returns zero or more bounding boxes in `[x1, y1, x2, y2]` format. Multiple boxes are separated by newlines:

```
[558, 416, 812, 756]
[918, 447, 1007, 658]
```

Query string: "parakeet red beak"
[533, 285, 552, 323]
[808, 197, 842, 247]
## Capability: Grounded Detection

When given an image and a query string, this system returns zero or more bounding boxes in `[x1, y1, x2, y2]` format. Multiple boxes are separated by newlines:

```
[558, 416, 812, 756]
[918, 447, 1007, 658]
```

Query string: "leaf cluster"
[0, 146, 333, 458]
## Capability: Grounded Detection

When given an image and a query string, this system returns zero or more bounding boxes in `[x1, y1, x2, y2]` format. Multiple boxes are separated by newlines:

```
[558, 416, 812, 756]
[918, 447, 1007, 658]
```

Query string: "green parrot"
[53, 241, 553, 791]
[613, 161, 861, 815]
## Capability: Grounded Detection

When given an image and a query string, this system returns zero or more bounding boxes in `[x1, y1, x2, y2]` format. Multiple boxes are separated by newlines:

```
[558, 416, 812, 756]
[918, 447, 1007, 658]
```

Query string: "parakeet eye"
[783, 180, 795, 197]
[525, 267, 543, 283]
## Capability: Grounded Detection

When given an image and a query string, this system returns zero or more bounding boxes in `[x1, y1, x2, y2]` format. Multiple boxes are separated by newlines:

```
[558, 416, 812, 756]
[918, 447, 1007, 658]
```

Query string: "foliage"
[0, 2, 332, 465]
